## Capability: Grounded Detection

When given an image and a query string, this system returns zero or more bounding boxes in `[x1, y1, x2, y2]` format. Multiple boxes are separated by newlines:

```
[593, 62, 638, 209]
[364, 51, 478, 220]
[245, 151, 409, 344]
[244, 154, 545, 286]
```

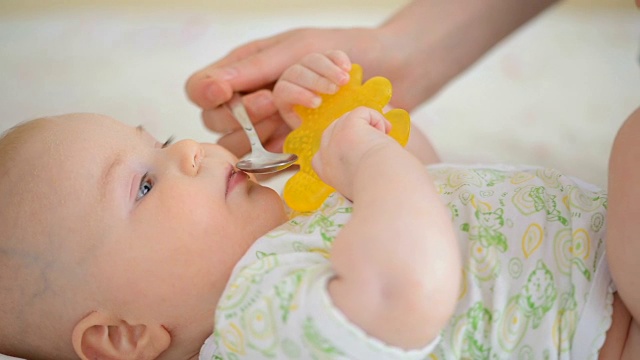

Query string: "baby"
[0, 51, 637, 359]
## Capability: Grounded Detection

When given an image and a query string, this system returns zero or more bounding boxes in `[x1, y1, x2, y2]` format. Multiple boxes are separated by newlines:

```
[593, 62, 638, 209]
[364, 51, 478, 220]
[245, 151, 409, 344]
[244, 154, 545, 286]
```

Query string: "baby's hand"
[273, 50, 351, 129]
[312, 106, 394, 200]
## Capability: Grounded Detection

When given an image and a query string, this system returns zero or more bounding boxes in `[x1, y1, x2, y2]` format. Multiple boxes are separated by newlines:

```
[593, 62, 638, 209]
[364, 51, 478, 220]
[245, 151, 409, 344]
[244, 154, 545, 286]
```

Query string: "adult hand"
[185, 27, 388, 157]
[186, 28, 383, 111]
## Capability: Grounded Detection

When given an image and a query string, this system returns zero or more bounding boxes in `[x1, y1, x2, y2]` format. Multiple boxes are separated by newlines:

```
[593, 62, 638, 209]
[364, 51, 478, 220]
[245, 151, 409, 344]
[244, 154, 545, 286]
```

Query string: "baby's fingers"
[277, 64, 337, 99]
[366, 110, 392, 135]
[299, 51, 351, 88]
[273, 80, 320, 128]
[281, 52, 350, 95]
[338, 106, 391, 135]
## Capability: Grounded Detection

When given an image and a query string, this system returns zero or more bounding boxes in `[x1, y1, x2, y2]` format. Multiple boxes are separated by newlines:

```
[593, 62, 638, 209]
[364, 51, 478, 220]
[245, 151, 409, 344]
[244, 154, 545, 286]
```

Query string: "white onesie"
[200, 164, 613, 360]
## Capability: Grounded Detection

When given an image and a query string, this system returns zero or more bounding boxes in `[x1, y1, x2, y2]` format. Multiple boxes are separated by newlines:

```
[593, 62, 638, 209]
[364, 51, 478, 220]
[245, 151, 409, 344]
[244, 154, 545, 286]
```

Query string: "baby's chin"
[248, 178, 284, 204]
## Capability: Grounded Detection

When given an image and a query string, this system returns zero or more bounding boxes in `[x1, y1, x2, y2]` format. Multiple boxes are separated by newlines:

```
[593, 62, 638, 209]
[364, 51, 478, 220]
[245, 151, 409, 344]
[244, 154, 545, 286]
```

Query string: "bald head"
[0, 117, 101, 359]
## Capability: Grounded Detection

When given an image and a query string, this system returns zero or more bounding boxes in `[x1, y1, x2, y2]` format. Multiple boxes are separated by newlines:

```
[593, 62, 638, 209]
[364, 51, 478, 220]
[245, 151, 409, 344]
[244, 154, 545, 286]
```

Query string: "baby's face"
[12, 113, 287, 341]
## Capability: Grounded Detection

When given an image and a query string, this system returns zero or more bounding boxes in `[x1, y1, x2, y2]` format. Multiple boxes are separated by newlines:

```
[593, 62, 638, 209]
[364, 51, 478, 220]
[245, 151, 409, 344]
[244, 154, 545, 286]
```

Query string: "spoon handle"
[227, 93, 267, 155]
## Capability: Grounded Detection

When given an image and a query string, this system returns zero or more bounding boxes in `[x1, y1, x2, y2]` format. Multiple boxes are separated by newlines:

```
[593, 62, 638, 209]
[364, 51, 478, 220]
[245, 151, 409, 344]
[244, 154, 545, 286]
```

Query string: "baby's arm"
[313, 107, 461, 350]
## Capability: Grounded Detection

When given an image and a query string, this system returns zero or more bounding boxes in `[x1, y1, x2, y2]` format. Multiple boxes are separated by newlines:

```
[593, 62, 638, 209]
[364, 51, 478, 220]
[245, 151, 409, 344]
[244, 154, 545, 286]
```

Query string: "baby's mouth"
[226, 167, 248, 197]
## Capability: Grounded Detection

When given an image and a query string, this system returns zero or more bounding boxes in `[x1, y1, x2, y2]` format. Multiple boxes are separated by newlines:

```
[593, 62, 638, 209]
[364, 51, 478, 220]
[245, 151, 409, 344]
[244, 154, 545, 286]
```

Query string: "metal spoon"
[226, 93, 298, 174]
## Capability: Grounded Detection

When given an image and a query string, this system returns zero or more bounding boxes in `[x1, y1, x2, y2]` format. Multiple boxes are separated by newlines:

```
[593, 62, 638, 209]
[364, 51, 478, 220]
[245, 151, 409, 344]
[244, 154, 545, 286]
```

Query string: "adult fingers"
[186, 33, 307, 110]
[263, 122, 291, 153]
[185, 36, 279, 109]
[217, 113, 284, 157]
[201, 89, 277, 133]
[186, 28, 350, 110]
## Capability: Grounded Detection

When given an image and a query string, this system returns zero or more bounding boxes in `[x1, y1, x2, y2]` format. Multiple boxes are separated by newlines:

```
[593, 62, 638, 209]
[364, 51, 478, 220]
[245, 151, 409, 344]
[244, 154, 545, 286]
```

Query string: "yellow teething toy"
[282, 64, 411, 212]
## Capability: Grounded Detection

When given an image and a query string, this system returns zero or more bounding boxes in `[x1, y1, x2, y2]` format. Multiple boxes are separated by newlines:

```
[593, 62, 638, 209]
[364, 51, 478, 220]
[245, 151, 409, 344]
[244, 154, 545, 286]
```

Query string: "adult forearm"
[378, 0, 559, 108]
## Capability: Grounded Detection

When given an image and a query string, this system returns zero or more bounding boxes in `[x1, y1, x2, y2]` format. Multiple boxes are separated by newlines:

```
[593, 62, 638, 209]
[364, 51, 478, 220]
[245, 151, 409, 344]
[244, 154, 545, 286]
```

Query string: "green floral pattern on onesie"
[200, 165, 612, 360]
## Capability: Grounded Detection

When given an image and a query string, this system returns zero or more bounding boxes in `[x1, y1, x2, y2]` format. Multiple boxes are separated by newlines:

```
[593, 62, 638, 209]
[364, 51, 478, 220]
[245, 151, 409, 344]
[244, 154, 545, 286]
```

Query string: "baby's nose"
[168, 139, 204, 176]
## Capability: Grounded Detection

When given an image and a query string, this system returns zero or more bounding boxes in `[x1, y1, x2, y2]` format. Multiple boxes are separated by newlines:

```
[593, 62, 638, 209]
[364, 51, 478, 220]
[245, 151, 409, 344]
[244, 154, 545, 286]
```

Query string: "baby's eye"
[136, 173, 154, 201]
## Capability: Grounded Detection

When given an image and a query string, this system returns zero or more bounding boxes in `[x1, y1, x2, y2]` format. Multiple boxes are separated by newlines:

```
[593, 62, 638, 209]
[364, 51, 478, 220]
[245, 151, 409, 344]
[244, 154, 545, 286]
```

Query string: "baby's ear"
[71, 311, 170, 360]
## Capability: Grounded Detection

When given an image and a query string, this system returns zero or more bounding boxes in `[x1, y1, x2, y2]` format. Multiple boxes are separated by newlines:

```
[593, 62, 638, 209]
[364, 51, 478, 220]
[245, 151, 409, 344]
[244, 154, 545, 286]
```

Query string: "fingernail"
[254, 92, 275, 110]
[339, 72, 350, 85]
[204, 80, 226, 104]
[340, 63, 352, 73]
[311, 96, 322, 108]
[211, 67, 237, 81]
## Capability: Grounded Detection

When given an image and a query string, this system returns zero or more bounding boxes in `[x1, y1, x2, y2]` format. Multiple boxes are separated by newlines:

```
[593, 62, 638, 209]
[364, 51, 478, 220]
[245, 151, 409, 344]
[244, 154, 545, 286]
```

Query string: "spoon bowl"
[227, 93, 298, 174]
[236, 154, 298, 174]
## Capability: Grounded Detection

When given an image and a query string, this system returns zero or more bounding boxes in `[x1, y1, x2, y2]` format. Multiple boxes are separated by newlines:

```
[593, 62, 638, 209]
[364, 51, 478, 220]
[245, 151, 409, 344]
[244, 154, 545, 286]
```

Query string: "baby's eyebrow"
[101, 151, 124, 202]
[100, 126, 142, 201]
[135, 125, 159, 144]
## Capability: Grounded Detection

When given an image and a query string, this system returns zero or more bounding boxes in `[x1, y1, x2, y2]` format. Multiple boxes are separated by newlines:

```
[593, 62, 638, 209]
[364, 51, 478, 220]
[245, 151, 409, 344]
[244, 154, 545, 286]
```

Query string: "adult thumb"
[185, 69, 235, 110]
